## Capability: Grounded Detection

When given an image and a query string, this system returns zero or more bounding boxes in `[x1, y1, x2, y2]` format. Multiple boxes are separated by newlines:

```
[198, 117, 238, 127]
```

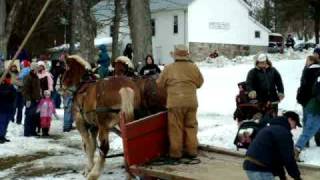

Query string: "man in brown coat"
[157, 44, 204, 160]
[22, 62, 41, 136]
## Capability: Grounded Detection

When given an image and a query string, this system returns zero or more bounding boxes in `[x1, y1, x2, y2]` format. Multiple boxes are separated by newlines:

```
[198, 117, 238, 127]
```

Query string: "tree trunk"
[68, 0, 76, 54]
[79, 0, 96, 63]
[127, 0, 152, 67]
[0, 0, 21, 59]
[111, 0, 122, 61]
[0, 0, 7, 58]
[262, 0, 271, 29]
[70, 0, 96, 63]
[315, 11, 320, 44]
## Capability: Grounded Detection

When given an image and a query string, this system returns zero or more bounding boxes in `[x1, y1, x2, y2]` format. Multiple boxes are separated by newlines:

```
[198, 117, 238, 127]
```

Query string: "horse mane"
[115, 56, 134, 69]
[68, 55, 92, 70]
[63, 55, 91, 87]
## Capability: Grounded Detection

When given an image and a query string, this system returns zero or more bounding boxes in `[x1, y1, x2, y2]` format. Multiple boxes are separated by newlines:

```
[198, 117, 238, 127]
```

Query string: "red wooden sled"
[119, 111, 169, 167]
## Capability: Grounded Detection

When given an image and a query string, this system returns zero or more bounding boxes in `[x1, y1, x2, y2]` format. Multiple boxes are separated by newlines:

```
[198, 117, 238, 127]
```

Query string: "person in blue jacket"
[243, 111, 302, 180]
[97, 45, 110, 78]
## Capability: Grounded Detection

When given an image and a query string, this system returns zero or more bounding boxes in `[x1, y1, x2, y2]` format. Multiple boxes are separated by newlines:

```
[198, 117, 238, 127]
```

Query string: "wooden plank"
[199, 144, 320, 171]
[130, 146, 320, 180]
[130, 150, 247, 180]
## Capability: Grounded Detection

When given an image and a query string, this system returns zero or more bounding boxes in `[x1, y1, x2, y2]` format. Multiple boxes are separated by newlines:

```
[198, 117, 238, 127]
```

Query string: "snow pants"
[24, 101, 39, 136]
[0, 113, 11, 138]
[168, 107, 198, 158]
[12, 91, 24, 124]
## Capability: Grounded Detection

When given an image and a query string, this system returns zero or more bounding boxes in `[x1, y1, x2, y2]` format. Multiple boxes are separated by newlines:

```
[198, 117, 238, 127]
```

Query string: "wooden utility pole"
[0, 0, 52, 83]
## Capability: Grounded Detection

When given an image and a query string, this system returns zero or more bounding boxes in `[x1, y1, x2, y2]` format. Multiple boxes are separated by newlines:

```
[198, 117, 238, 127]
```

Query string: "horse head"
[61, 55, 92, 91]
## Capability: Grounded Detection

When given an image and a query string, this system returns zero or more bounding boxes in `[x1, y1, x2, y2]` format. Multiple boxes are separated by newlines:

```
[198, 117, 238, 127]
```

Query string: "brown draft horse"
[61, 55, 166, 180]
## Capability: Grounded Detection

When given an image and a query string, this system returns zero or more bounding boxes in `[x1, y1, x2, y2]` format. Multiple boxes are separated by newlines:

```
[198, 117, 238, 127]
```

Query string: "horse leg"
[76, 119, 97, 177]
[87, 127, 109, 180]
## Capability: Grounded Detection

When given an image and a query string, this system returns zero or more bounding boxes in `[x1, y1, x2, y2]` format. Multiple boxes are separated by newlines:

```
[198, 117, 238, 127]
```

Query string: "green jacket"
[305, 98, 320, 115]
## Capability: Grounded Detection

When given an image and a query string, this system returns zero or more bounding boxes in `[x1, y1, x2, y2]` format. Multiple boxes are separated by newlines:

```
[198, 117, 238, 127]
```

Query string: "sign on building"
[209, 22, 230, 30]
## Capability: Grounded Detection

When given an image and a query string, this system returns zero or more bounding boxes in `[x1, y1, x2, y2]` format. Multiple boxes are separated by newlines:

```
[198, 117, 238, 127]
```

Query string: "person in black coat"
[246, 54, 284, 116]
[243, 111, 302, 180]
[297, 55, 320, 146]
[0, 73, 16, 143]
[139, 55, 161, 76]
[123, 43, 133, 60]
[285, 34, 295, 48]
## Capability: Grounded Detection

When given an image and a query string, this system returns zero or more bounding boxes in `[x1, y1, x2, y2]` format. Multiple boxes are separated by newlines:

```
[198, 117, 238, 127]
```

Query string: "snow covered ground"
[1, 49, 319, 179]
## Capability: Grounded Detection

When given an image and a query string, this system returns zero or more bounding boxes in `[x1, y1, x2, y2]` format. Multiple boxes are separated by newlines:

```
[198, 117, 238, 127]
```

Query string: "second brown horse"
[61, 55, 165, 180]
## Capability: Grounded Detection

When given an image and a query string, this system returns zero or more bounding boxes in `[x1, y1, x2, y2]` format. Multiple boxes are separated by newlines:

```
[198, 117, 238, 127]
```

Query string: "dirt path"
[133, 148, 320, 180]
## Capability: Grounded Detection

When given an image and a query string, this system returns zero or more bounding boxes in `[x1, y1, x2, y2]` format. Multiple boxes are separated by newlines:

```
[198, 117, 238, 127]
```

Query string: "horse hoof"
[87, 172, 99, 180]
[82, 168, 91, 177]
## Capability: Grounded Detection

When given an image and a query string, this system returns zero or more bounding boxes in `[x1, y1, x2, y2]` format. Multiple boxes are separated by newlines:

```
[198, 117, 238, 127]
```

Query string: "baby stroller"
[233, 82, 278, 150]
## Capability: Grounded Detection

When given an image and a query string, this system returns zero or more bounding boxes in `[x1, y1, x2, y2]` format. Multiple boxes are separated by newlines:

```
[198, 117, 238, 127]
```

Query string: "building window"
[255, 31, 261, 38]
[151, 19, 155, 36]
[174, 15, 178, 34]
[110, 25, 114, 37]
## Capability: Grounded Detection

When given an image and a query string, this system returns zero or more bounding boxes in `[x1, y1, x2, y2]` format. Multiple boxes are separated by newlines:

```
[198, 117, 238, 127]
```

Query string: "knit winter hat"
[314, 48, 320, 56]
[44, 90, 51, 96]
[30, 62, 38, 71]
[22, 60, 31, 68]
[37, 61, 46, 68]
[257, 53, 268, 62]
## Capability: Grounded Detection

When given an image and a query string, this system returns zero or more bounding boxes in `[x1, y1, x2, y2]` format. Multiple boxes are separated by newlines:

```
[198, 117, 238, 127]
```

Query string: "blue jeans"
[245, 171, 274, 180]
[0, 113, 12, 137]
[296, 113, 320, 149]
[63, 95, 73, 132]
[52, 90, 61, 109]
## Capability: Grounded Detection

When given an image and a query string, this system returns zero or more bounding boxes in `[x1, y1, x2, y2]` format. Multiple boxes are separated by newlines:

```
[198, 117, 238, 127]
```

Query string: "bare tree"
[0, 0, 22, 58]
[127, 0, 152, 66]
[111, 0, 123, 61]
[310, 0, 320, 44]
[71, 0, 99, 63]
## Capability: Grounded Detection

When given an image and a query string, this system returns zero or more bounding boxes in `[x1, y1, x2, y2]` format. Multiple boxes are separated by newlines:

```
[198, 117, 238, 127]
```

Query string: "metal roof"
[150, 0, 194, 12]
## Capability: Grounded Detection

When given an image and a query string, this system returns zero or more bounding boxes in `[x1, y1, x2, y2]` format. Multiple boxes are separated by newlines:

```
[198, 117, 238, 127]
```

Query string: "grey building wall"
[189, 42, 267, 61]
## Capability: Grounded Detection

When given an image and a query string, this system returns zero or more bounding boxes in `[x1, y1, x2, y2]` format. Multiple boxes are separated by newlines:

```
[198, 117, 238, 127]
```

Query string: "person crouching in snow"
[37, 90, 58, 136]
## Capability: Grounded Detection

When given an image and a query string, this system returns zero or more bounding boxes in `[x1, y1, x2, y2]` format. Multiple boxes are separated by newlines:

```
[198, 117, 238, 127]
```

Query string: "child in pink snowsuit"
[37, 90, 58, 136]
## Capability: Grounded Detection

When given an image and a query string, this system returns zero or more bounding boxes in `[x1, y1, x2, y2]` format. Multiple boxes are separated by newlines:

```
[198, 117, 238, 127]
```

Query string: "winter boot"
[0, 136, 5, 144]
[315, 132, 320, 146]
[294, 148, 301, 162]
[42, 128, 49, 137]
[305, 141, 310, 148]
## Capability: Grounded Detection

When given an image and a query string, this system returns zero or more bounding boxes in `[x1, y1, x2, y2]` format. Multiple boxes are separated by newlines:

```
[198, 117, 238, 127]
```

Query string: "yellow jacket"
[157, 60, 203, 108]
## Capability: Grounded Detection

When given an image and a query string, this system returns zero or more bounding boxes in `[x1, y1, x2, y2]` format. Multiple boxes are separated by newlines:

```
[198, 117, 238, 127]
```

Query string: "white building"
[95, 0, 271, 64]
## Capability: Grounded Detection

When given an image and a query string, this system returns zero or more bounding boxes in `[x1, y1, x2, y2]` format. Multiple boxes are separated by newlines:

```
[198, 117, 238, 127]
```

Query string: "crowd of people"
[0, 50, 75, 143]
[238, 48, 320, 180]
[2, 42, 320, 179]
[0, 44, 164, 144]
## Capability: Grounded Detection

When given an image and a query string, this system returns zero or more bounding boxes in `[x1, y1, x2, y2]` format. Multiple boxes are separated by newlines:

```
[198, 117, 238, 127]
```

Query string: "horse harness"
[66, 73, 122, 125]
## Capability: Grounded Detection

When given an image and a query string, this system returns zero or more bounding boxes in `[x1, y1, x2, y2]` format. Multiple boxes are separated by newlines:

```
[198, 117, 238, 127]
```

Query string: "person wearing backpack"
[243, 111, 302, 180]
[295, 70, 320, 160]
[297, 55, 320, 147]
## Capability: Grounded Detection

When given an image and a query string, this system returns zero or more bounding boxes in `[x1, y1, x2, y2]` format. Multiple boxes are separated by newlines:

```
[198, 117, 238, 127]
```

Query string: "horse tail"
[119, 87, 135, 122]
